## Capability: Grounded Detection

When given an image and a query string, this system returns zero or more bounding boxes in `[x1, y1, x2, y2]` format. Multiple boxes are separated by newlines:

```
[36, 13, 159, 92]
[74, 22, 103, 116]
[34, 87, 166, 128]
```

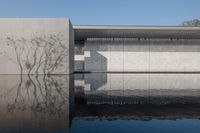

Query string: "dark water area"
[70, 119, 200, 133]
[0, 73, 200, 133]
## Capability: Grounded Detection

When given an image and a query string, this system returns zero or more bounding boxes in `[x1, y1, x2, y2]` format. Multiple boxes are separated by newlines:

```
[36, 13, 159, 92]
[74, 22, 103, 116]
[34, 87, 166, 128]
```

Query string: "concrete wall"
[83, 38, 200, 72]
[0, 18, 74, 74]
[68, 21, 75, 74]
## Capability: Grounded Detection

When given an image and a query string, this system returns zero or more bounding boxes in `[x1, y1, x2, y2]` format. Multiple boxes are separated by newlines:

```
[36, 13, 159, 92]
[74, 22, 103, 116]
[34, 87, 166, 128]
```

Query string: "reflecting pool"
[0, 73, 200, 133]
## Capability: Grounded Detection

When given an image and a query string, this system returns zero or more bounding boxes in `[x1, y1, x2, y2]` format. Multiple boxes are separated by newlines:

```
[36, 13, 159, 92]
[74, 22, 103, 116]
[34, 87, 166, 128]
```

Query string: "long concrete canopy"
[73, 25, 200, 40]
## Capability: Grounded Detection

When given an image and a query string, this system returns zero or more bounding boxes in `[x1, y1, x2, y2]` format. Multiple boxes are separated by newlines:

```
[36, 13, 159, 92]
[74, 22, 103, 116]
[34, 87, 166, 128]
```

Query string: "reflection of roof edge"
[74, 104, 200, 120]
[85, 97, 200, 105]
[74, 116, 200, 121]
[79, 94, 200, 105]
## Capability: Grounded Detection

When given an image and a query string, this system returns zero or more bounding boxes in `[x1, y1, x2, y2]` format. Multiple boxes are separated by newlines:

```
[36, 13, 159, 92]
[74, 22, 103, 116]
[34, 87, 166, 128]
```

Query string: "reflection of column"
[0, 74, 74, 133]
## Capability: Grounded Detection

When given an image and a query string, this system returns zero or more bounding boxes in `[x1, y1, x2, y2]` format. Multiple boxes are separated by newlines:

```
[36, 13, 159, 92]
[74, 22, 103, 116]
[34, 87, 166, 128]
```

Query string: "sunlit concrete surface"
[75, 38, 200, 72]
[0, 18, 74, 74]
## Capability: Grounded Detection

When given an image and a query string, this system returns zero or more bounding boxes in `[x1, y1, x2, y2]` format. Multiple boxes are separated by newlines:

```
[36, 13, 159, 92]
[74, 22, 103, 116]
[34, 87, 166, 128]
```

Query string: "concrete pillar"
[0, 18, 74, 74]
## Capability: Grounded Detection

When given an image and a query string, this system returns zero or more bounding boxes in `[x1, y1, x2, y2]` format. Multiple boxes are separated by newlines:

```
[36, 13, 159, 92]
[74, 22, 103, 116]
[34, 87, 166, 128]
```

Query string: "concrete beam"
[74, 25, 200, 40]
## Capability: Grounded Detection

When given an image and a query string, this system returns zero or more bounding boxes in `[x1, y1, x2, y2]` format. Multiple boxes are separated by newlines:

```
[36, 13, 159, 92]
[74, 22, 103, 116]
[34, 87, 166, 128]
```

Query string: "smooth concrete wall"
[83, 39, 200, 72]
[0, 18, 74, 74]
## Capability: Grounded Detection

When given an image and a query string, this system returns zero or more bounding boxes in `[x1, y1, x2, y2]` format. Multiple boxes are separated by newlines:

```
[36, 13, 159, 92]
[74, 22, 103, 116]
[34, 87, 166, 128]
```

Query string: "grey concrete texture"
[0, 18, 74, 74]
[82, 39, 200, 72]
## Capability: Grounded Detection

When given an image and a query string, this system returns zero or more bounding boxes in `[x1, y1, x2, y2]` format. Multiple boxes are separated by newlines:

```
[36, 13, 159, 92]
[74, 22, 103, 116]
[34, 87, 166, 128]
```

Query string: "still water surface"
[0, 73, 200, 133]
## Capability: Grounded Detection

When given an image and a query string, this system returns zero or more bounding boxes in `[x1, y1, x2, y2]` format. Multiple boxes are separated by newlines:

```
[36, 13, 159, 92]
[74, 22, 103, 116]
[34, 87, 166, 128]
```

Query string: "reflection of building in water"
[1, 73, 200, 132]
[74, 102, 200, 120]
[74, 73, 200, 120]
[73, 26, 200, 121]
[0, 75, 74, 133]
[75, 73, 200, 104]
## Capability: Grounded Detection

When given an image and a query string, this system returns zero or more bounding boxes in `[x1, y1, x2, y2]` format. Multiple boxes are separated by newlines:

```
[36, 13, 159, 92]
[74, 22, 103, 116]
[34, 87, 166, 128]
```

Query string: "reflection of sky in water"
[0, 74, 200, 133]
[71, 119, 200, 133]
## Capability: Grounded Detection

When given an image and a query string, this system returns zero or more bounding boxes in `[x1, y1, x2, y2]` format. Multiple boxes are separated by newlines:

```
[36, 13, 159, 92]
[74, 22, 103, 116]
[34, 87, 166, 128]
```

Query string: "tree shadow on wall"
[0, 32, 68, 74]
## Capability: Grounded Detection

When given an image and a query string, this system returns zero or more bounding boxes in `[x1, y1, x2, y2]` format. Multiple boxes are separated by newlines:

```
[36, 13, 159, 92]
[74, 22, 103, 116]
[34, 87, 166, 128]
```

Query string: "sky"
[0, 0, 199, 25]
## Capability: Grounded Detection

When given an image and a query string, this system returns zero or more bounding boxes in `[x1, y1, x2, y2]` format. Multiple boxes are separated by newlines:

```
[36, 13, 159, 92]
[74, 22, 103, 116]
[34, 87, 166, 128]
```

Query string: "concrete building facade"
[1, 18, 200, 74]
[74, 25, 200, 72]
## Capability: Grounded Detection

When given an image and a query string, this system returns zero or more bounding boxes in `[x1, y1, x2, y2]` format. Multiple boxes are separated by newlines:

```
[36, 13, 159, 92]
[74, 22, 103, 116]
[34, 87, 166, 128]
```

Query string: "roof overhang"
[73, 25, 200, 40]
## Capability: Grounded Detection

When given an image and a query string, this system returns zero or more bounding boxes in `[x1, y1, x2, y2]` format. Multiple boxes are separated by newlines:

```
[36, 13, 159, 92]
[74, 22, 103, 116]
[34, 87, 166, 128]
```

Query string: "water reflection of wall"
[1, 73, 200, 131]
[74, 73, 200, 120]
[0, 75, 74, 133]
[75, 73, 200, 104]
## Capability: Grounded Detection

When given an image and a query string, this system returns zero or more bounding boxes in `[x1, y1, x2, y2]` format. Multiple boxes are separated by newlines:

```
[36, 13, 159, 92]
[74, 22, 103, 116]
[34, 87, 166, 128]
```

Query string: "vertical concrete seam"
[149, 38, 150, 99]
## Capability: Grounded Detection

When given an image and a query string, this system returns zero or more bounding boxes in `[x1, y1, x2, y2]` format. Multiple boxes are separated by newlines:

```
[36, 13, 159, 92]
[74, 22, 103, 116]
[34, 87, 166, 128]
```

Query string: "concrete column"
[0, 18, 74, 74]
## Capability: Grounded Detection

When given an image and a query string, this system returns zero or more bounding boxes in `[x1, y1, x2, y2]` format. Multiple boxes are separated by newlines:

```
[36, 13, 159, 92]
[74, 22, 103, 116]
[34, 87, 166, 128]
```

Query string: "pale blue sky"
[0, 0, 199, 25]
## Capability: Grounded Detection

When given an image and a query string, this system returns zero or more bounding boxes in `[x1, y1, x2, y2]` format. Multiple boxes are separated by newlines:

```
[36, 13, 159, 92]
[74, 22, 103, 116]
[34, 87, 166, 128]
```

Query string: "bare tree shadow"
[0, 32, 69, 74]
